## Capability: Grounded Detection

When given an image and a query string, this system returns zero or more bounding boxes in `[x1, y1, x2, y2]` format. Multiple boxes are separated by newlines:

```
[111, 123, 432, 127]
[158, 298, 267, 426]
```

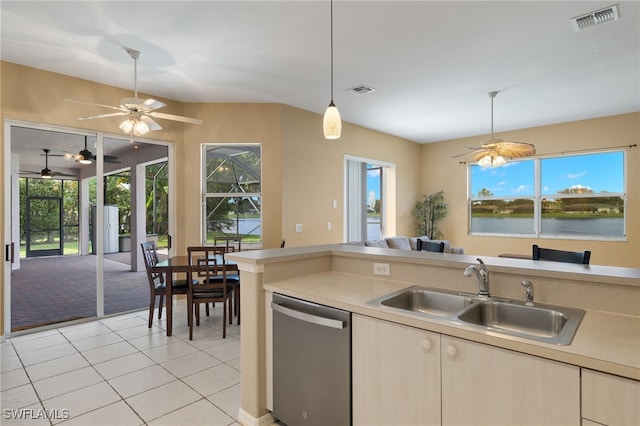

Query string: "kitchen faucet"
[521, 280, 534, 306]
[464, 258, 490, 298]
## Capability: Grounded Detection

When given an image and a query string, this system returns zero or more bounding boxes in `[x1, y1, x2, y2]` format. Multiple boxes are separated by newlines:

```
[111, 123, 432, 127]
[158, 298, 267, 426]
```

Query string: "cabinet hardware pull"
[446, 345, 457, 358]
[422, 339, 432, 352]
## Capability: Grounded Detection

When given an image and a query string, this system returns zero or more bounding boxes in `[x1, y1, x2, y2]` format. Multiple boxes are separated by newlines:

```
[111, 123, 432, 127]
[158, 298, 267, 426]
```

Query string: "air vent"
[571, 5, 619, 31]
[347, 84, 376, 95]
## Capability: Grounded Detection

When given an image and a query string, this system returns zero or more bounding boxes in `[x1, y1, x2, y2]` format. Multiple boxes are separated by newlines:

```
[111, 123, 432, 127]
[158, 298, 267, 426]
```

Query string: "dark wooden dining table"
[152, 254, 238, 336]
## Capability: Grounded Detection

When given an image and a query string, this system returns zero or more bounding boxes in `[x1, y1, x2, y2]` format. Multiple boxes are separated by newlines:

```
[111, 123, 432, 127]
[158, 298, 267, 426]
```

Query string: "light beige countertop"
[228, 245, 639, 381]
[264, 270, 640, 380]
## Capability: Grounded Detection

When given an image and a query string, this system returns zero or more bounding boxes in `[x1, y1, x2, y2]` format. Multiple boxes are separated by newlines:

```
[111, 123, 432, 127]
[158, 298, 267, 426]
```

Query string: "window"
[469, 151, 626, 239]
[202, 144, 261, 244]
[345, 156, 395, 242]
[367, 165, 383, 240]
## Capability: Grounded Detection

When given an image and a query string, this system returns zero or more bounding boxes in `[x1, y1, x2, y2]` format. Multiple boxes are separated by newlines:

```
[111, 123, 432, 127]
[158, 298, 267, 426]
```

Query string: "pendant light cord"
[330, 0, 334, 104]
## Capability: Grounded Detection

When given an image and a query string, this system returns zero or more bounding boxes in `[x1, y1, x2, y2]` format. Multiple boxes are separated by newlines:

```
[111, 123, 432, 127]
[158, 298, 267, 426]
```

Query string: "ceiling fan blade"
[141, 98, 166, 111]
[148, 111, 203, 125]
[473, 151, 491, 162]
[77, 112, 129, 121]
[451, 148, 484, 159]
[451, 152, 469, 159]
[65, 98, 126, 112]
[104, 155, 121, 164]
[139, 115, 162, 131]
[51, 171, 77, 177]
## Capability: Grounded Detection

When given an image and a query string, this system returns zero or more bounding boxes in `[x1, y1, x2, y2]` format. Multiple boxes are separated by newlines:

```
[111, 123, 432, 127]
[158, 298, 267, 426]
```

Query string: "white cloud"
[567, 171, 586, 179]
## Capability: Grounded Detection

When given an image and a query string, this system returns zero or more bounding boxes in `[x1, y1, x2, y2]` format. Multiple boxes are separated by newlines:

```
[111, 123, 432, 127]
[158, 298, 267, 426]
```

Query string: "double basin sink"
[368, 286, 585, 345]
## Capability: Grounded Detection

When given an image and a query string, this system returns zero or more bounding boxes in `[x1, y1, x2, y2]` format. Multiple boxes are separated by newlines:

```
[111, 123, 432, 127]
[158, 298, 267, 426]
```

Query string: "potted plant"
[414, 190, 448, 239]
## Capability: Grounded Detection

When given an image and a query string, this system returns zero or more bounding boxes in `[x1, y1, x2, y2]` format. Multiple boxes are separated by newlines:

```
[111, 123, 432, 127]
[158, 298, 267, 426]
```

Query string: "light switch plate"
[295, 224, 302, 232]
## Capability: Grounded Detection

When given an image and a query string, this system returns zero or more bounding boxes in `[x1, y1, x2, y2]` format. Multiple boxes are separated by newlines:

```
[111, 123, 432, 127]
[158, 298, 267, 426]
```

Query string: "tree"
[477, 188, 493, 197]
[414, 190, 448, 239]
[145, 163, 169, 235]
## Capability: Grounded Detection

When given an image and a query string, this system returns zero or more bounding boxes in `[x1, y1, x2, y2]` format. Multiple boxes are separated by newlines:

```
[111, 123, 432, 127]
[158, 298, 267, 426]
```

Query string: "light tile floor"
[1, 305, 241, 426]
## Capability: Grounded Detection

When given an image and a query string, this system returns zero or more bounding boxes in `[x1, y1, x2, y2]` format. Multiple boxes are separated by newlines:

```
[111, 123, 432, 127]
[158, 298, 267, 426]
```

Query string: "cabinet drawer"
[582, 369, 640, 425]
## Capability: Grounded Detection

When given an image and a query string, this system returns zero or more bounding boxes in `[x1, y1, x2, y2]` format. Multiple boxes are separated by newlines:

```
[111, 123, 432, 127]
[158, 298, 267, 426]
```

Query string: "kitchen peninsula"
[227, 244, 640, 426]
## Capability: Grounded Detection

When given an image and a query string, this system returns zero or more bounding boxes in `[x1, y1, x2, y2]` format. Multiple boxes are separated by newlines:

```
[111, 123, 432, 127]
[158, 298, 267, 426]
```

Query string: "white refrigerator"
[91, 205, 119, 254]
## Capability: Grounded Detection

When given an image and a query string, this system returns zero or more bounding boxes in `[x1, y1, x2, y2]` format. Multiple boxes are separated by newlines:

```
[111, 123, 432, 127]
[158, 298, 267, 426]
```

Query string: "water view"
[471, 217, 624, 236]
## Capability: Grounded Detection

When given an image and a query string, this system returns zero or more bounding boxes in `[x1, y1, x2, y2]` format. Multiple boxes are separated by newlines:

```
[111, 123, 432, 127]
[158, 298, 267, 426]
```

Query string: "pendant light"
[323, 0, 341, 139]
[475, 91, 535, 168]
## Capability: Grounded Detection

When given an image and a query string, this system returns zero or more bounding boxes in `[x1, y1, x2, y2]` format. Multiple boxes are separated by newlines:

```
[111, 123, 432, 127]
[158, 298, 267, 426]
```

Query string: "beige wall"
[179, 102, 283, 252]
[420, 113, 640, 268]
[280, 105, 421, 246]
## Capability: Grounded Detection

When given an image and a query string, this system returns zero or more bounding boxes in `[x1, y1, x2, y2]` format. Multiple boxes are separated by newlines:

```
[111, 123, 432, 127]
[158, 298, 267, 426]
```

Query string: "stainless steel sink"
[369, 286, 475, 317]
[455, 301, 585, 345]
[369, 286, 585, 345]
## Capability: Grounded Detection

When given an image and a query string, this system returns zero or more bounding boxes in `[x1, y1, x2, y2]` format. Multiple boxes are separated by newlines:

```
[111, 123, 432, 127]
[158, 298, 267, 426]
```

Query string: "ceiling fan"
[45, 136, 121, 164]
[65, 48, 202, 136]
[454, 91, 536, 167]
[20, 149, 76, 179]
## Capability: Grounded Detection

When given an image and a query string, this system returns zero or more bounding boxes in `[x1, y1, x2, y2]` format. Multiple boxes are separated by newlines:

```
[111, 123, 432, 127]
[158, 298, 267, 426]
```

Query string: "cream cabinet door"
[441, 336, 580, 426]
[352, 314, 441, 426]
[582, 369, 640, 425]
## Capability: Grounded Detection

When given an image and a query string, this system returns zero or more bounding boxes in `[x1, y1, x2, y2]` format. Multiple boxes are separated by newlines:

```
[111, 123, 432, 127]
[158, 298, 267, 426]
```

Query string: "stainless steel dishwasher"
[272, 293, 351, 426]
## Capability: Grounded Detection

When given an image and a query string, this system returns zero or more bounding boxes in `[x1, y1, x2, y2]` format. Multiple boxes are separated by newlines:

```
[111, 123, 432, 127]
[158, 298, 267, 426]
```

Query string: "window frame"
[468, 149, 627, 241]
[201, 143, 262, 247]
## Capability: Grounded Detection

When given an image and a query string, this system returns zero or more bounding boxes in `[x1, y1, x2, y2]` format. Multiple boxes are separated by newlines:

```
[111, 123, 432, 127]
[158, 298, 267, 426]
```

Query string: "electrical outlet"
[374, 263, 390, 276]
[327, 222, 332, 230]
[295, 224, 302, 232]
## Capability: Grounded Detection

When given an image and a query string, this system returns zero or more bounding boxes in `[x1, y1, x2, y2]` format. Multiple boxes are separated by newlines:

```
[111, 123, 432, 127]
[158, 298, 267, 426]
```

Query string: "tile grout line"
[60, 322, 149, 426]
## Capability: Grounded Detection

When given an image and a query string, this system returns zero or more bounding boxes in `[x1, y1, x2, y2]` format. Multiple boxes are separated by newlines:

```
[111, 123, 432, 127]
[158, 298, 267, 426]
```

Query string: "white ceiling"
[2, 1, 639, 145]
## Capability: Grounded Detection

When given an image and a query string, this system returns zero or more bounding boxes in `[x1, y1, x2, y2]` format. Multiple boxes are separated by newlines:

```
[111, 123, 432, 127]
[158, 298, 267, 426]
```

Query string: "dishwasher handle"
[272, 302, 346, 329]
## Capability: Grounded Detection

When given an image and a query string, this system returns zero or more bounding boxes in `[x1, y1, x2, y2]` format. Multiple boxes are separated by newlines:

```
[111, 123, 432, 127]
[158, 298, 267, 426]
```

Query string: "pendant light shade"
[323, 0, 341, 140]
[323, 101, 342, 139]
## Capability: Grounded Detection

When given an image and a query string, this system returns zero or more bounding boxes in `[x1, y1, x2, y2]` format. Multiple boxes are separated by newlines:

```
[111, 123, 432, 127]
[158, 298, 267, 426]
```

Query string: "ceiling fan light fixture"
[475, 91, 535, 168]
[41, 168, 52, 179]
[78, 148, 93, 164]
[119, 119, 135, 134]
[323, 0, 341, 140]
[133, 119, 149, 136]
[120, 117, 149, 136]
[478, 154, 506, 168]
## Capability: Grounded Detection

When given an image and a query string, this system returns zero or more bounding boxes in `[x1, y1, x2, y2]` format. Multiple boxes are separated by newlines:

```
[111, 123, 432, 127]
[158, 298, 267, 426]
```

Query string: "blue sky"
[471, 152, 624, 196]
[367, 168, 381, 200]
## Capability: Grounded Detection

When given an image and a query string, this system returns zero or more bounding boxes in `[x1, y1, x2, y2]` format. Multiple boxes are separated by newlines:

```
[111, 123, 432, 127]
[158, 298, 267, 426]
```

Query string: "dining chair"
[187, 246, 238, 339]
[417, 239, 446, 253]
[214, 236, 242, 253]
[532, 244, 591, 264]
[140, 241, 190, 328]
